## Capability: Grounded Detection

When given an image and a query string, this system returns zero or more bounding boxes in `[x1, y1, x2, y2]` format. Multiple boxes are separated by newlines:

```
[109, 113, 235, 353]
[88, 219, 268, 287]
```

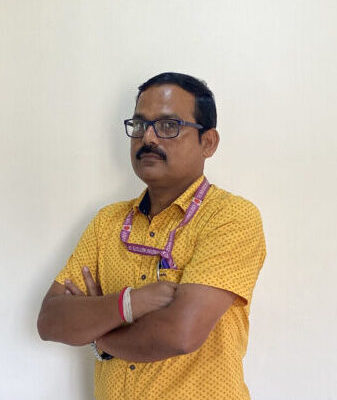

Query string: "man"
[38, 72, 266, 400]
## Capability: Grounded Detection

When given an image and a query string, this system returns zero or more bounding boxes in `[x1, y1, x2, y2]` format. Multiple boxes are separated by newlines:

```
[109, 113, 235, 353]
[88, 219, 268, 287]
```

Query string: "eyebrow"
[132, 112, 182, 120]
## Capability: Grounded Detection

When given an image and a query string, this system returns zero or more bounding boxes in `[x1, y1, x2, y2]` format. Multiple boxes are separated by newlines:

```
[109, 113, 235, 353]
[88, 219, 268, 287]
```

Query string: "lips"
[140, 153, 163, 160]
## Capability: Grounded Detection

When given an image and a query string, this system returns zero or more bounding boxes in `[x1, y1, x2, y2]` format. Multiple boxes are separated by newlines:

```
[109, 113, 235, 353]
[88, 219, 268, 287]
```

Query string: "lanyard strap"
[120, 177, 210, 269]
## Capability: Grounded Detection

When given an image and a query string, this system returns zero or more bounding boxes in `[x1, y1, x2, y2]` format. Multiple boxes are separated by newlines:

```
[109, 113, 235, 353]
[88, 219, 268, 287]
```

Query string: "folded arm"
[37, 281, 119, 346]
[96, 283, 237, 362]
[37, 267, 177, 346]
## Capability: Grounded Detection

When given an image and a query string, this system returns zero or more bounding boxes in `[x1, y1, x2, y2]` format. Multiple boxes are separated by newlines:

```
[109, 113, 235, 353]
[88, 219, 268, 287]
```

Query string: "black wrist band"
[101, 352, 114, 360]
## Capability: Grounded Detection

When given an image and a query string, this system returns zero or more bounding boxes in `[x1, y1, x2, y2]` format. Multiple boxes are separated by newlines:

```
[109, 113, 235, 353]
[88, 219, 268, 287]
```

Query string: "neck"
[147, 175, 203, 218]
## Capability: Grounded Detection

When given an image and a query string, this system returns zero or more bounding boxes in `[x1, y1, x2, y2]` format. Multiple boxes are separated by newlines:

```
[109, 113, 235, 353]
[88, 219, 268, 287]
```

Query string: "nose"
[142, 123, 159, 146]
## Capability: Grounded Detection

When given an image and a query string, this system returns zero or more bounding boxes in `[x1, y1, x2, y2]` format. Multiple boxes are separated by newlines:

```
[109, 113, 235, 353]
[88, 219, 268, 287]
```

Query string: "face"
[130, 84, 206, 188]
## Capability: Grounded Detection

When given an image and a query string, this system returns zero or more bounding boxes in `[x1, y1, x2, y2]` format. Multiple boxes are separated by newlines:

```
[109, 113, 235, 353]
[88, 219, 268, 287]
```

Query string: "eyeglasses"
[124, 118, 203, 139]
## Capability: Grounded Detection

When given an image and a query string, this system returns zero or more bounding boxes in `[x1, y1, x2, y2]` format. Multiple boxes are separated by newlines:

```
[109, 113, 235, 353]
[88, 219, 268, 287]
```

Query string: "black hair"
[137, 72, 217, 140]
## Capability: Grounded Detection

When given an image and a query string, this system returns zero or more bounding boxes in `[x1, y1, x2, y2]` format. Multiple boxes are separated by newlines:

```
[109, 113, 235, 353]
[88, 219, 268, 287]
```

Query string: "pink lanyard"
[120, 178, 210, 270]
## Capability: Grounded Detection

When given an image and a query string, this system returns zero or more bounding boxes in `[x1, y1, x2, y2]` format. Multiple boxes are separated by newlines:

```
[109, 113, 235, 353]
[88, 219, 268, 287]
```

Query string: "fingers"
[96, 284, 103, 296]
[162, 281, 178, 289]
[64, 279, 85, 296]
[63, 267, 103, 297]
[157, 281, 178, 292]
[82, 266, 101, 296]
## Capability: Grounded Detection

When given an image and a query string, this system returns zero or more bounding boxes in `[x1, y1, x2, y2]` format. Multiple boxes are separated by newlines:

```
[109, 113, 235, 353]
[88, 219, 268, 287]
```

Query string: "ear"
[201, 129, 220, 158]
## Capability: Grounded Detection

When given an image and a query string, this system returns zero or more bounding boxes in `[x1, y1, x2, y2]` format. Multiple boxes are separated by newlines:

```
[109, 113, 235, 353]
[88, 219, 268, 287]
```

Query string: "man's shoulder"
[207, 184, 263, 222]
[96, 198, 136, 221]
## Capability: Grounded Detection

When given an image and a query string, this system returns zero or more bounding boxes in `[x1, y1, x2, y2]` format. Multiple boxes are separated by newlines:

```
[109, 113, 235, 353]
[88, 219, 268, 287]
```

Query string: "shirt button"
[130, 364, 136, 370]
[149, 231, 155, 237]
[141, 274, 146, 280]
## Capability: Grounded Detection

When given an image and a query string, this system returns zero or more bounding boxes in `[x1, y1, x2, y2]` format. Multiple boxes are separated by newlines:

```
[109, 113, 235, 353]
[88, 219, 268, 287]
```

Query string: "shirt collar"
[132, 175, 205, 215]
[172, 174, 205, 212]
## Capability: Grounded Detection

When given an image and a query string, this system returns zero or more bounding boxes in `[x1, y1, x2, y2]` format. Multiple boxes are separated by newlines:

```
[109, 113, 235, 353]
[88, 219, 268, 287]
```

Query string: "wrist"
[130, 289, 144, 320]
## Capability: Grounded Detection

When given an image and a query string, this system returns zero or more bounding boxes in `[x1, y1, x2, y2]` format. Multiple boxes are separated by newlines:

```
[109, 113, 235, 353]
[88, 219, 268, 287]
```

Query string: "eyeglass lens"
[126, 119, 179, 138]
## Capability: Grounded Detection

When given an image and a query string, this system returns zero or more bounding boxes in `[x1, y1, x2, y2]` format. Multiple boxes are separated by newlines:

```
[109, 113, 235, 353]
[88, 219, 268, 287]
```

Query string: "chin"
[133, 167, 165, 185]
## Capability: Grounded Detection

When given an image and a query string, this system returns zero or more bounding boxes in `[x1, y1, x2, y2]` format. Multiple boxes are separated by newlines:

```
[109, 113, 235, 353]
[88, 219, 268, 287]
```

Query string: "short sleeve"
[55, 211, 101, 293]
[180, 197, 266, 307]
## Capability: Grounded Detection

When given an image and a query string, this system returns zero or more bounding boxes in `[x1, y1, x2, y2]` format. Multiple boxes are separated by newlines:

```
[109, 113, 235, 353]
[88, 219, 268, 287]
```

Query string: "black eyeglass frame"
[124, 118, 204, 139]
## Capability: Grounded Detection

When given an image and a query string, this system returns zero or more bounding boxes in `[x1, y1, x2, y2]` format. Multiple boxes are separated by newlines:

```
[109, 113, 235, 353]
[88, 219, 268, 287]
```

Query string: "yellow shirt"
[56, 175, 266, 400]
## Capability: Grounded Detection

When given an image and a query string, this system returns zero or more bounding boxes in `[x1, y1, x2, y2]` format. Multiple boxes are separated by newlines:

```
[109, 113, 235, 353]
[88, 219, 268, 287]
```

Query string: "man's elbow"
[37, 310, 88, 346]
[37, 309, 54, 342]
[173, 326, 205, 355]
[178, 338, 203, 355]
[37, 315, 47, 341]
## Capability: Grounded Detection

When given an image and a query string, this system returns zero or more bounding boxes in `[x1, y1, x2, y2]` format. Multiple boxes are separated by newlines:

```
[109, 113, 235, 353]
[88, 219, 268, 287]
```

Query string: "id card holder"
[156, 258, 170, 281]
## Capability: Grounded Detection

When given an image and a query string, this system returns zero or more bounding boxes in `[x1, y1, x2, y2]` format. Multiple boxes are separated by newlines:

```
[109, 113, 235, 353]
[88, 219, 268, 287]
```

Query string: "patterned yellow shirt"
[55, 175, 266, 400]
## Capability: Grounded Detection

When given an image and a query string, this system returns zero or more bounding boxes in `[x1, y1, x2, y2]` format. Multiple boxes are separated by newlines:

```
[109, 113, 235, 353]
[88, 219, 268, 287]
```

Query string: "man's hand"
[131, 281, 177, 319]
[64, 267, 177, 320]
[64, 266, 102, 297]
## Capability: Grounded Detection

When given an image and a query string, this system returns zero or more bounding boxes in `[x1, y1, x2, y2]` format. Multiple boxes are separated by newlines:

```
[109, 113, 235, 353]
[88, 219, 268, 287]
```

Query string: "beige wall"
[1, 1, 336, 399]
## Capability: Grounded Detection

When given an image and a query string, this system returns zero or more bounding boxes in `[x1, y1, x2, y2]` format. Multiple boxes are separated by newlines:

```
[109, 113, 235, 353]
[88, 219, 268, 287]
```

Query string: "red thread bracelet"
[118, 287, 128, 322]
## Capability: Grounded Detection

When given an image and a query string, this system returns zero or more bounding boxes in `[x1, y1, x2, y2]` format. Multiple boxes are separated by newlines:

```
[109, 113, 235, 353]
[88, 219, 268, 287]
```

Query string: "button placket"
[124, 361, 137, 400]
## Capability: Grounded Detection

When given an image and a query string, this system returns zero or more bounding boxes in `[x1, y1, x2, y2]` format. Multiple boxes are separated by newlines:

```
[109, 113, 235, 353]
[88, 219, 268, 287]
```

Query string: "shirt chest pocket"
[158, 268, 183, 283]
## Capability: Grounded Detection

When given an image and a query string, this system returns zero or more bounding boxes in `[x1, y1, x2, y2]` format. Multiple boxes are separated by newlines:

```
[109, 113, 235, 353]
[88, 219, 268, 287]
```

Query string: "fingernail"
[83, 266, 89, 272]
[65, 289, 71, 295]
[65, 279, 71, 284]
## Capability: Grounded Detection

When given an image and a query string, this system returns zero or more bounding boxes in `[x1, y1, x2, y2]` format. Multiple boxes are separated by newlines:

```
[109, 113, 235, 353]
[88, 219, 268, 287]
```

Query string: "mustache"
[136, 145, 167, 161]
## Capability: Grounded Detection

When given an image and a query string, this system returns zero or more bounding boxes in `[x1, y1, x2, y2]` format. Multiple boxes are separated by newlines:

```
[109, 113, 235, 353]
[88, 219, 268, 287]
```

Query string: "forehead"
[135, 84, 196, 120]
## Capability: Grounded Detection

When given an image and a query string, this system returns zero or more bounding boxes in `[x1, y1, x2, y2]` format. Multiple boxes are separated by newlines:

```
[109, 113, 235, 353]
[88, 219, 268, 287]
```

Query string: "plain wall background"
[1, 1, 336, 399]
